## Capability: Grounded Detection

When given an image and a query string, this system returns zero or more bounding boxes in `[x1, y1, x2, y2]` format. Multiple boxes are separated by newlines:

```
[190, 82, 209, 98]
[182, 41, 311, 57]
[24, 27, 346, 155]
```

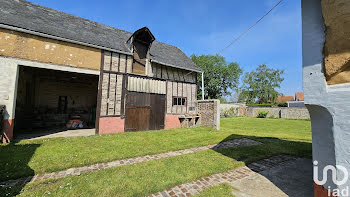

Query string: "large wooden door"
[149, 94, 165, 130]
[125, 106, 150, 131]
[125, 92, 165, 131]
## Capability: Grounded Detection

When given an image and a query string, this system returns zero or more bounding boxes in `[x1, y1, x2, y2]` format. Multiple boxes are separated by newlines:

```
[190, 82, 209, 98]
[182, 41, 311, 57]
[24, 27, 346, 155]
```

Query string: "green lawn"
[0, 117, 312, 196]
[0, 117, 311, 181]
[2, 139, 311, 196]
[194, 183, 235, 197]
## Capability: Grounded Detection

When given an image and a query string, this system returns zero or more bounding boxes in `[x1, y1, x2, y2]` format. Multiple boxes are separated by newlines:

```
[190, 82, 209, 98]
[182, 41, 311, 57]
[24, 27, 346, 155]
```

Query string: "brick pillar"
[196, 100, 220, 130]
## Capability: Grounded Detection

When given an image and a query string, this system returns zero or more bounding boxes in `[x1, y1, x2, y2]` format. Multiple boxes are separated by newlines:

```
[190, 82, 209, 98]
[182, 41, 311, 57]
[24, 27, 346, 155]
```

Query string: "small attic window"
[127, 27, 155, 75]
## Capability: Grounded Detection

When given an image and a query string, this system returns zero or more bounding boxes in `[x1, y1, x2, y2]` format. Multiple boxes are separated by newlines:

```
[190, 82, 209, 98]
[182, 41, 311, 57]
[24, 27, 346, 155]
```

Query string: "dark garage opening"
[14, 66, 99, 139]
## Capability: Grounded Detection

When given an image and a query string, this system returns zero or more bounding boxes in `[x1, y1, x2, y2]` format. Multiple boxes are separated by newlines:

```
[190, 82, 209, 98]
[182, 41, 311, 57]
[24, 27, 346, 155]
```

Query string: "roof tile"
[0, 0, 202, 72]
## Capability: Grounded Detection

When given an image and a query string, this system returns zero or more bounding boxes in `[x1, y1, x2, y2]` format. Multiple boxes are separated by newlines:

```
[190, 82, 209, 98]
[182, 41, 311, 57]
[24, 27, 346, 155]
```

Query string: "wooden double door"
[125, 92, 165, 131]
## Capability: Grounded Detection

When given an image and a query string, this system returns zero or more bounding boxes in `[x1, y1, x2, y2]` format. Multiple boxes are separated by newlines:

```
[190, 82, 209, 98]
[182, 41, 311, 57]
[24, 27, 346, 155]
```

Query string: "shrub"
[223, 107, 238, 118]
[268, 115, 279, 119]
[257, 110, 268, 118]
[277, 102, 288, 107]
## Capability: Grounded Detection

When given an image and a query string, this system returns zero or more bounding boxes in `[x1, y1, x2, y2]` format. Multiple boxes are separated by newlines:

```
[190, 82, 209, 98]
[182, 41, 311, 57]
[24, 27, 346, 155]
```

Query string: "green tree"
[238, 64, 284, 104]
[191, 54, 242, 99]
[218, 97, 227, 104]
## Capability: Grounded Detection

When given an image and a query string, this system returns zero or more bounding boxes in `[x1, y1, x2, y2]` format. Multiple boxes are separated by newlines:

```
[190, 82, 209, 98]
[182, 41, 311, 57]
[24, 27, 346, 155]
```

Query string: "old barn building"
[0, 0, 203, 141]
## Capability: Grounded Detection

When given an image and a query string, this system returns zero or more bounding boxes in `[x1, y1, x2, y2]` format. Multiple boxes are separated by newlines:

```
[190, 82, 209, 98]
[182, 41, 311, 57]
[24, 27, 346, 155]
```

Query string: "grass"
[0, 117, 312, 196]
[2, 139, 311, 196]
[220, 117, 311, 142]
[194, 183, 235, 197]
[0, 117, 311, 181]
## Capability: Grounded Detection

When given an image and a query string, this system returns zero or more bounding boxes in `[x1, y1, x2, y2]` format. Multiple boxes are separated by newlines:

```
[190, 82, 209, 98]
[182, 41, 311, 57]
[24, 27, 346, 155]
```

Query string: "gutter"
[0, 23, 133, 56]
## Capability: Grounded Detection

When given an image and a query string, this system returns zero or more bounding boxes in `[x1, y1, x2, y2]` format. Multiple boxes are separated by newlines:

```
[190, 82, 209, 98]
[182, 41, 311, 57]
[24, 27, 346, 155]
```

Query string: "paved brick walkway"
[0, 138, 261, 188]
[149, 155, 298, 197]
[247, 155, 298, 172]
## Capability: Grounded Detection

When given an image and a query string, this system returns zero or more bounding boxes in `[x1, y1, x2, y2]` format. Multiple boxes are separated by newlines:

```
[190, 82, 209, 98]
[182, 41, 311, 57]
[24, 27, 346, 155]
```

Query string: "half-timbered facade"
[0, 0, 202, 141]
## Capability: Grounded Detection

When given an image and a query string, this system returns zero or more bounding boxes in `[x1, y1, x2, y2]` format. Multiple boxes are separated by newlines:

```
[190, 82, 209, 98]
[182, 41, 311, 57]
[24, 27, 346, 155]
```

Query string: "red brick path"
[150, 155, 298, 197]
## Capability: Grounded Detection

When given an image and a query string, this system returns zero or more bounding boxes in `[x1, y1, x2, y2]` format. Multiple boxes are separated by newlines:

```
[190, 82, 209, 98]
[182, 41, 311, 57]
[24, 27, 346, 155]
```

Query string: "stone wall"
[246, 107, 281, 118]
[280, 108, 310, 119]
[245, 107, 310, 119]
[220, 103, 246, 117]
[196, 100, 220, 130]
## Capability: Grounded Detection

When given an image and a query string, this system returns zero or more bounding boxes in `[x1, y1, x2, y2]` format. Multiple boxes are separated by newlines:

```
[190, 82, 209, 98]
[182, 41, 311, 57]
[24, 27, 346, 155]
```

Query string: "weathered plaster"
[321, 0, 350, 85]
[0, 56, 99, 118]
[0, 56, 100, 141]
[98, 117, 124, 134]
[165, 115, 181, 130]
[303, 0, 350, 194]
[0, 28, 101, 71]
[0, 58, 19, 120]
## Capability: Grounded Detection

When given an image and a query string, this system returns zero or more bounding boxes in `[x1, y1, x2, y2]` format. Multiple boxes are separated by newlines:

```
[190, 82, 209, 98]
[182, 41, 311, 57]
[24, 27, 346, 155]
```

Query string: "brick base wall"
[98, 117, 124, 134]
[314, 182, 337, 197]
[1, 119, 14, 143]
[165, 115, 181, 129]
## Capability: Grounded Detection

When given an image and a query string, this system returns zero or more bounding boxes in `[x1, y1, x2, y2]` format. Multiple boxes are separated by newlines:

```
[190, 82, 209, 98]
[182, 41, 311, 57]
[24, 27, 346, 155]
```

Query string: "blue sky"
[28, 0, 302, 97]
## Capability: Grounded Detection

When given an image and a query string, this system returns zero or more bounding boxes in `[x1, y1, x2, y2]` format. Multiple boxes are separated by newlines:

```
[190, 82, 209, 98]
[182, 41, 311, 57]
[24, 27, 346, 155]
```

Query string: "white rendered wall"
[302, 0, 350, 193]
[0, 56, 99, 120]
[0, 58, 18, 120]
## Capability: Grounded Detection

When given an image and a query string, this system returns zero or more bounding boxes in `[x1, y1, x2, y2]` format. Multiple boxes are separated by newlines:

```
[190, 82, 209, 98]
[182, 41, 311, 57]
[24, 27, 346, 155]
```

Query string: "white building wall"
[0, 57, 18, 120]
[0, 56, 99, 120]
[302, 0, 350, 193]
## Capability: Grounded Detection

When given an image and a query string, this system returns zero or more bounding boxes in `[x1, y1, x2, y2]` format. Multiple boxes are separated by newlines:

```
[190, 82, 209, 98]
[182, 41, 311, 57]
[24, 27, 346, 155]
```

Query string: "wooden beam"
[95, 50, 104, 135]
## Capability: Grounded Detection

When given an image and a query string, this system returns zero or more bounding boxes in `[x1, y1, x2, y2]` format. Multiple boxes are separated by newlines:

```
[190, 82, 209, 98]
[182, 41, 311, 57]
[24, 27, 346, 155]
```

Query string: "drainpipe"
[201, 72, 204, 100]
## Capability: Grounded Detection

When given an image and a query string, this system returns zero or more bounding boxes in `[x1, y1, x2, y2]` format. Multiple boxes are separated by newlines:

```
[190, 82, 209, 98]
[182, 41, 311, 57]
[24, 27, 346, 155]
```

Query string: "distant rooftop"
[277, 96, 294, 103]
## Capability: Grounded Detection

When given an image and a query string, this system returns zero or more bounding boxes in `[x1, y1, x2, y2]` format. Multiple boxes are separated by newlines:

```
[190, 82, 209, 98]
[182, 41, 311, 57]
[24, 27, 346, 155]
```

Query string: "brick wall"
[196, 100, 220, 130]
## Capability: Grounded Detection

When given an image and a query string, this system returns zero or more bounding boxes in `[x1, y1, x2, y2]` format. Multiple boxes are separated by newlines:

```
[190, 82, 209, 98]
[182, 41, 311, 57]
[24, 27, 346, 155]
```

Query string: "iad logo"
[313, 160, 349, 196]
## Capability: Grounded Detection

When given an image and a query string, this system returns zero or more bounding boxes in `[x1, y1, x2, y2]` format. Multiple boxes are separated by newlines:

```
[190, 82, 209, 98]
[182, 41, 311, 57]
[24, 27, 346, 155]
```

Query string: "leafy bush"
[257, 110, 269, 118]
[247, 103, 274, 107]
[268, 115, 279, 119]
[218, 97, 227, 104]
[277, 102, 288, 107]
[223, 107, 239, 118]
